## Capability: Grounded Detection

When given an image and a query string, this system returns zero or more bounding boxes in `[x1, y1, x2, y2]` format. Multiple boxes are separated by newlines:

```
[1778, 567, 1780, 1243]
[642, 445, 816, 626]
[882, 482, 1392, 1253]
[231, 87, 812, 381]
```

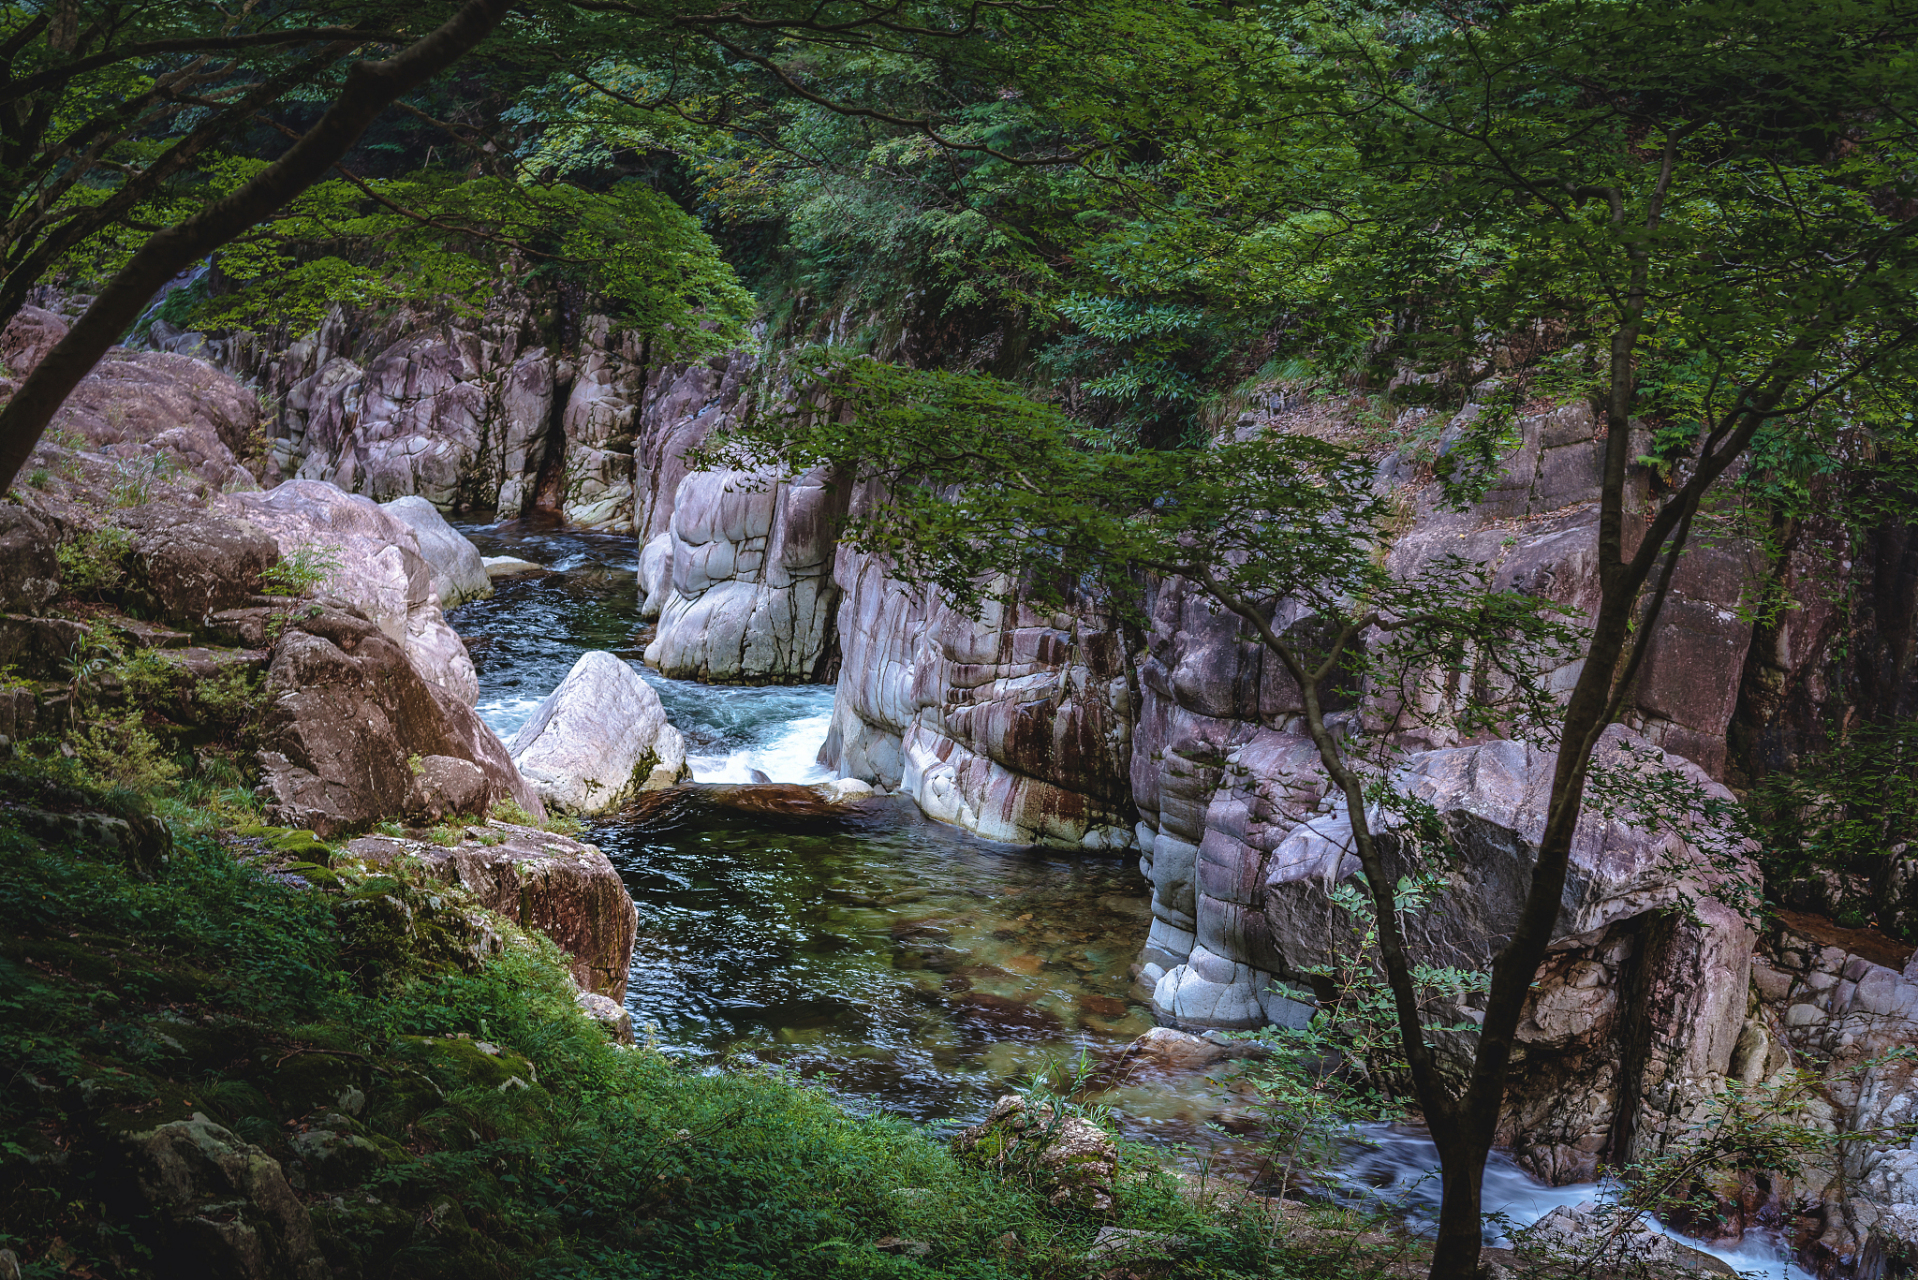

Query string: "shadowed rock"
[347, 821, 637, 999]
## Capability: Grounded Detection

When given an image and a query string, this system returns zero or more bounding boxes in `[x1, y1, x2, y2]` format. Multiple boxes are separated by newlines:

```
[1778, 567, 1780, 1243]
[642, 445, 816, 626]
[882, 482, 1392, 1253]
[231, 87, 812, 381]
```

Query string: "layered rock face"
[820, 540, 1137, 847]
[631, 355, 850, 683]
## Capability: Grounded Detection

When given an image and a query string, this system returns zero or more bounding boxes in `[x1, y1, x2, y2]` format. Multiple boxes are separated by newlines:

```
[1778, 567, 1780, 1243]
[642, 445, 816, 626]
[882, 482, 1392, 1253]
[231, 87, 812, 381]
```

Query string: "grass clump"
[54, 524, 132, 597]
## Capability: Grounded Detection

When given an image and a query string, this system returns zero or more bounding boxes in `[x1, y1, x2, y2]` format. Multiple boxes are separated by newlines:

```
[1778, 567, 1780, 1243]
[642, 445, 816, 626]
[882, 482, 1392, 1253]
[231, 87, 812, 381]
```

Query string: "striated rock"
[508, 650, 689, 814]
[223, 479, 478, 703]
[381, 495, 491, 608]
[120, 1112, 328, 1280]
[346, 822, 637, 999]
[1141, 723, 1753, 1183]
[256, 606, 540, 836]
[821, 522, 1137, 847]
[951, 1094, 1120, 1213]
[643, 462, 846, 681]
[116, 504, 278, 627]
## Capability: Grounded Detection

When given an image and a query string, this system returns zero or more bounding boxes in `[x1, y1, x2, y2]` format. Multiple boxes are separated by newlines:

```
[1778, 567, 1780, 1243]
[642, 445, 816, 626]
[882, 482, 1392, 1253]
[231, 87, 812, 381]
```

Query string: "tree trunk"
[1430, 1137, 1492, 1280]
[0, 0, 513, 496]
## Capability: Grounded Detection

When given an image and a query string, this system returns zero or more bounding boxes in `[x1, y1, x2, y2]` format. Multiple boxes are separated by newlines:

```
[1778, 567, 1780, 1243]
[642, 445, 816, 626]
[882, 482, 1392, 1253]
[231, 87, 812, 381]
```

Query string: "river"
[447, 515, 1807, 1278]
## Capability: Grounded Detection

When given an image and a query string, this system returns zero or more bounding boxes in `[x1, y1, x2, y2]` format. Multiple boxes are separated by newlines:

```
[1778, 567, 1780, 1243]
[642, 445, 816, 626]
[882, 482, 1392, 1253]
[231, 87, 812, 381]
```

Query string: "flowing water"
[448, 515, 1808, 1276]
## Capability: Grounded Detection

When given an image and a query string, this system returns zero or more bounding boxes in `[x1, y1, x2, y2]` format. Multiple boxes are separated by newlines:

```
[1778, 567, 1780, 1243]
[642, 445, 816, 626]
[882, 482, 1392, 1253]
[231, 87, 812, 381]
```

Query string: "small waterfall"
[1329, 1126, 1809, 1279]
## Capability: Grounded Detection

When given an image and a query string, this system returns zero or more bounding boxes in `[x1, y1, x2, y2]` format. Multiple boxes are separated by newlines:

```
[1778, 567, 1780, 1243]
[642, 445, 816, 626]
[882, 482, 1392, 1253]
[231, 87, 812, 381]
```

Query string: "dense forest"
[4, 1, 1918, 1278]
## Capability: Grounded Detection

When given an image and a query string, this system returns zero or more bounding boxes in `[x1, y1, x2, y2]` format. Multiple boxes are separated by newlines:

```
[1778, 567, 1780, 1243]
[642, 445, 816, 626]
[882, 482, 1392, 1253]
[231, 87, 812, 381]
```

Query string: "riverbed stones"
[483, 555, 543, 578]
[507, 650, 689, 814]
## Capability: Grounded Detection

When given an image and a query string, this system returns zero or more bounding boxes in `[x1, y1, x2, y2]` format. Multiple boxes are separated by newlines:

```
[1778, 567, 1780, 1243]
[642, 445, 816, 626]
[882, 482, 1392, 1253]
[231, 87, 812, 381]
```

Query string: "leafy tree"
[704, 0, 1918, 1273]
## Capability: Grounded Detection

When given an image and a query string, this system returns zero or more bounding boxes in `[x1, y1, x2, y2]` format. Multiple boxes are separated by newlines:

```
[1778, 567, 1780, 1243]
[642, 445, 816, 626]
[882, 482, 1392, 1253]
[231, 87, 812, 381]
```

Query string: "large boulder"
[347, 822, 638, 999]
[380, 494, 492, 609]
[222, 480, 478, 703]
[116, 504, 278, 627]
[508, 651, 689, 814]
[256, 606, 541, 835]
[119, 1112, 328, 1280]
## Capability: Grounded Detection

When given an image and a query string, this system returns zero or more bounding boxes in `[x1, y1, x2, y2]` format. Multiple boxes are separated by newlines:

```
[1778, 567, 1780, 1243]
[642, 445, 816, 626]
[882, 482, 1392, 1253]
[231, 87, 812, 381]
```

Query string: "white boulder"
[508, 651, 690, 814]
[381, 495, 492, 609]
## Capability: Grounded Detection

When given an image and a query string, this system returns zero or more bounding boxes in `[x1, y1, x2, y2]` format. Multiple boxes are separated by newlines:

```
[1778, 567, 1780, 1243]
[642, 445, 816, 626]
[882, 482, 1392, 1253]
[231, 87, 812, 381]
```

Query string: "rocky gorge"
[5, 290, 1916, 1280]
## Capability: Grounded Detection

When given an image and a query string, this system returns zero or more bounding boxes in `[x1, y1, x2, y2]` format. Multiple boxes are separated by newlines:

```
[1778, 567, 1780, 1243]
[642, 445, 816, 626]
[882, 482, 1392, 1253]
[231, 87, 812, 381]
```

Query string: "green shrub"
[260, 542, 343, 597]
[54, 525, 132, 597]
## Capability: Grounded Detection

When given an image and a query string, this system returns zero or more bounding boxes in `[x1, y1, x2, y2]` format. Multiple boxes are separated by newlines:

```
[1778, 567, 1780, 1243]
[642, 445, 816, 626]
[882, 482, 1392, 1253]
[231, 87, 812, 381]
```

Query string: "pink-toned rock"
[222, 480, 477, 703]
[256, 606, 540, 836]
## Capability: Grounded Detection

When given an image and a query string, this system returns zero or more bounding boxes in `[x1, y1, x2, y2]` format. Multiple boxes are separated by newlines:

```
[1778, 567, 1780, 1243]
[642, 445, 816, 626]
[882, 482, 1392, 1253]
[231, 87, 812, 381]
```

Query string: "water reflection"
[589, 788, 1159, 1125]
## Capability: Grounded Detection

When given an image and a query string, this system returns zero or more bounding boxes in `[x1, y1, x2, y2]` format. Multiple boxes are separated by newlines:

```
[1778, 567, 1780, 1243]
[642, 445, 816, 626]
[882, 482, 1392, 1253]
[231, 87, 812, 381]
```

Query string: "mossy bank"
[0, 769, 1315, 1280]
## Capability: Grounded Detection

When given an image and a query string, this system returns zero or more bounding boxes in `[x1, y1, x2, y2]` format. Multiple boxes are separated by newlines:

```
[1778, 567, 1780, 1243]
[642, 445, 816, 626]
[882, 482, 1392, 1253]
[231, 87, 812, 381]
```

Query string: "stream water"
[447, 516, 1806, 1277]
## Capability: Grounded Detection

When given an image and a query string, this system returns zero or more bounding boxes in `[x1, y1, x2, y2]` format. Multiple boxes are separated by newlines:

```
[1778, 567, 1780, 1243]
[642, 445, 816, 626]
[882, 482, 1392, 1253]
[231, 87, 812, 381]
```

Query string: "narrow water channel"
[447, 516, 1806, 1279]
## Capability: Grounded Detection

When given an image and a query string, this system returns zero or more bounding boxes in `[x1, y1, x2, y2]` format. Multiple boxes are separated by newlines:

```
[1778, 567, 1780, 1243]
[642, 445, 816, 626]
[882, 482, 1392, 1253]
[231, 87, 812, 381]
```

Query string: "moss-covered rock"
[391, 1035, 538, 1093]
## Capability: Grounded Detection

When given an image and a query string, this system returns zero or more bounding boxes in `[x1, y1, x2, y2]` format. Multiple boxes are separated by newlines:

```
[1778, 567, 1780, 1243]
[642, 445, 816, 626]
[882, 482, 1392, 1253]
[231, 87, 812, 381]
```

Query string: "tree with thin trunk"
[697, 1, 1918, 1274]
[0, 0, 518, 495]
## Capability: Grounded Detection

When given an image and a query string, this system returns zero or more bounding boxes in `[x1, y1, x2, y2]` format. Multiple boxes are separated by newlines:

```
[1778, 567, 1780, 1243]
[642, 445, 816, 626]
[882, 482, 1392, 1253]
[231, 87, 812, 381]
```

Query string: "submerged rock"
[482, 554, 543, 578]
[508, 650, 689, 814]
